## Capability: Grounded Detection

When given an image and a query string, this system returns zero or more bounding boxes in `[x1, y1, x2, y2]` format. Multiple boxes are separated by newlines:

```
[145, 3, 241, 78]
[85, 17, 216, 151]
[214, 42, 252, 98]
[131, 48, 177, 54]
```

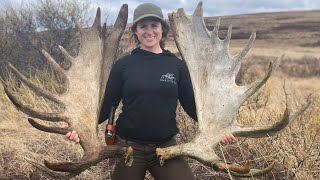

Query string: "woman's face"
[135, 18, 163, 52]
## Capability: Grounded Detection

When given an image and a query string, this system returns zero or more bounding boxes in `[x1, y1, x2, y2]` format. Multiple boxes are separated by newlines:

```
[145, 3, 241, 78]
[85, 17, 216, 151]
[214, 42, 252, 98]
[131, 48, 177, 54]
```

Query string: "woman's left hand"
[221, 133, 237, 144]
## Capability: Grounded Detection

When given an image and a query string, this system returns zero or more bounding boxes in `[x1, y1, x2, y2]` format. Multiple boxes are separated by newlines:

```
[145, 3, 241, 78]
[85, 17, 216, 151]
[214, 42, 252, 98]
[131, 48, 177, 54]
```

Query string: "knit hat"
[132, 3, 164, 25]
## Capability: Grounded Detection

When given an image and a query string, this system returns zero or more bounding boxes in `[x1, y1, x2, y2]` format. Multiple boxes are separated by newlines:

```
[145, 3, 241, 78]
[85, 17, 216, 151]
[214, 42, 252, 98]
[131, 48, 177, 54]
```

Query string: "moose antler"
[2, 5, 132, 178]
[156, 2, 311, 177]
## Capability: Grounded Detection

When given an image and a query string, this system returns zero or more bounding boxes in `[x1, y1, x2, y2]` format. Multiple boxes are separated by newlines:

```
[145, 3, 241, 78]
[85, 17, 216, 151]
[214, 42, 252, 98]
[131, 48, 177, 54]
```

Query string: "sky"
[1, 0, 320, 23]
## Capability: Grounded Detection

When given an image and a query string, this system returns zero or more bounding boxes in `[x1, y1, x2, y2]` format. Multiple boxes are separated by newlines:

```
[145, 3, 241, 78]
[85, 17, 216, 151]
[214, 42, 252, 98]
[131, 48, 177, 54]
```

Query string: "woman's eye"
[151, 23, 159, 28]
[138, 23, 159, 29]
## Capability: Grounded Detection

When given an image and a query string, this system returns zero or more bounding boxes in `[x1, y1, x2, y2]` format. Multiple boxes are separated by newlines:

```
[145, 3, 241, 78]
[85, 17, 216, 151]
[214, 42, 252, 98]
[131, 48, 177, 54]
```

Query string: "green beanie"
[133, 3, 164, 24]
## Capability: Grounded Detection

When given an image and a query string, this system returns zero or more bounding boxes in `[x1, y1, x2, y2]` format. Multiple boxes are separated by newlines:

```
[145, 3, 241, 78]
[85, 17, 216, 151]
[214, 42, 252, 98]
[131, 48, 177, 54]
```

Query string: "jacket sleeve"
[98, 60, 123, 124]
[178, 60, 198, 122]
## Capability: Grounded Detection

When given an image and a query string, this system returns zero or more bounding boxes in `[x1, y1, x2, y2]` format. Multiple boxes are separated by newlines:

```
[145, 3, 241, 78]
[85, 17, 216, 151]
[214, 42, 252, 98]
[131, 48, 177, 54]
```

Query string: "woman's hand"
[62, 123, 80, 143]
[221, 133, 237, 144]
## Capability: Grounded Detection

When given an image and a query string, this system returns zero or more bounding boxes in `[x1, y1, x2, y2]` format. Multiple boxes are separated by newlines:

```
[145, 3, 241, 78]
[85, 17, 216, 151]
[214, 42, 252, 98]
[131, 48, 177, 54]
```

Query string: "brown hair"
[130, 17, 169, 49]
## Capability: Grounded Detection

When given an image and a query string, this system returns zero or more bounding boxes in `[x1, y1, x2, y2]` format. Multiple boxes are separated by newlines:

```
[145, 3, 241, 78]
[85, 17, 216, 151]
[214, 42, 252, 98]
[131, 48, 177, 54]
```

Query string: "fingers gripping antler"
[3, 5, 131, 177]
[156, 1, 310, 177]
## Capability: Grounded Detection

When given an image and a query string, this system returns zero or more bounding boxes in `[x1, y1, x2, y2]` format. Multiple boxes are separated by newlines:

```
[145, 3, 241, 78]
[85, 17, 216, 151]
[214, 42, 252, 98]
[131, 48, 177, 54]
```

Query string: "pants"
[111, 135, 195, 180]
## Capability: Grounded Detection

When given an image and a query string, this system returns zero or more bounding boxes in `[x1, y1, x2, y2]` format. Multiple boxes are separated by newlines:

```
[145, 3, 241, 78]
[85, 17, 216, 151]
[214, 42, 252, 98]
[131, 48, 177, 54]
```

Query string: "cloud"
[1, 0, 319, 22]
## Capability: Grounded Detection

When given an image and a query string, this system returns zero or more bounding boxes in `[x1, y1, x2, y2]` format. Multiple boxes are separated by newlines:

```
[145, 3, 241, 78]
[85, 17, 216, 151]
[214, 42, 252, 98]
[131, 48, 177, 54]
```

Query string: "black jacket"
[99, 47, 197, 144]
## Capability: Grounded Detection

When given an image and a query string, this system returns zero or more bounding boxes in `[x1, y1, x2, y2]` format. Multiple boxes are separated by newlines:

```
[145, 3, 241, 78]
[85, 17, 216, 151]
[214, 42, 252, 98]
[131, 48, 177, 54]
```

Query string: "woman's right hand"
[62, 123, 80, 143]
[221, 133, 237, 144]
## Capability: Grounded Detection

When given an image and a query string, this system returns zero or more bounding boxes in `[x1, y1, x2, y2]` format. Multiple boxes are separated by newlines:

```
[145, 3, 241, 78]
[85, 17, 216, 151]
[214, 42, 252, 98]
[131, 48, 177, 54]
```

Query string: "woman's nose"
[145, 25, 153, 32]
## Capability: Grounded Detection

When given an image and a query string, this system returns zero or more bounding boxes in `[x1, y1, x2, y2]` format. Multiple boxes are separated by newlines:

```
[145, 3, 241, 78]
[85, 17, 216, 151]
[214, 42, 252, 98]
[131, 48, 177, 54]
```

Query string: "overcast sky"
[1, 0, 320, 22]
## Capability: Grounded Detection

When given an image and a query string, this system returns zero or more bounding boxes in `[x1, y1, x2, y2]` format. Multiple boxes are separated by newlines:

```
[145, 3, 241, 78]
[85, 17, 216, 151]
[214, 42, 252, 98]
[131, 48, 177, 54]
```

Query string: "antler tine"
[192, 1, 203, 17]
[224, 24, 232, 46]
[175, 7, 190, 24]
[7, 63, 64, 106]
[232, 32, 256, 74]
[41, 49, 67, 74]
[114, 4, 128, 30]
[92, 7, 101, 30]
[233, 97, 311, 138]
[75, 21, 84, 34]
[75, 8, 102, 35]
[240, 55, 283, 104]
[99, 4, 128, 103]
[26, 157, 79, 180]
[102, 22, 107, 39]
[43, 146, 133, 172]
[58, 45, 75, 69]
[191, 2, 210, 38]
[4, 63, 68, 122]
[211, 18, 221, 36]
[216, 161, 251, 174]
[41, 48, 71, 91]
[3, 85, 67, 121]
[28, 118, 70, 135]
[226, 160, 277, 177]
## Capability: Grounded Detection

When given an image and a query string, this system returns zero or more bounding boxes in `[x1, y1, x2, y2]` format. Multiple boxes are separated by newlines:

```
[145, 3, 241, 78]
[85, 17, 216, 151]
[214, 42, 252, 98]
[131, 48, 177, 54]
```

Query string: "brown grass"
[1, 55, 319, 179]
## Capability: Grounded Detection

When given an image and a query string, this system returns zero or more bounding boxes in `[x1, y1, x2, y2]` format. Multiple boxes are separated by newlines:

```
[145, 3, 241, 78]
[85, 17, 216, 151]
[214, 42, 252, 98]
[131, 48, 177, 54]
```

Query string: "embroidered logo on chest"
[160, 73, 177, 84]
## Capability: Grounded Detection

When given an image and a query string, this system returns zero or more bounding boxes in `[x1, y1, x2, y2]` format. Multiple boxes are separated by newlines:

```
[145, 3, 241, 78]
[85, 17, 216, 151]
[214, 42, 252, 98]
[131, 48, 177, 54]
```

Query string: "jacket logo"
[160, 73, 177, 84]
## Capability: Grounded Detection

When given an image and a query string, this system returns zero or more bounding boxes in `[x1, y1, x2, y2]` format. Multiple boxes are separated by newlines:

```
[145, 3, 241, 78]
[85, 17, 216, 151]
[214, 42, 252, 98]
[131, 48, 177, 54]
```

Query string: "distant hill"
[122, 10, 320, 55]
[202, 10, 320, 46]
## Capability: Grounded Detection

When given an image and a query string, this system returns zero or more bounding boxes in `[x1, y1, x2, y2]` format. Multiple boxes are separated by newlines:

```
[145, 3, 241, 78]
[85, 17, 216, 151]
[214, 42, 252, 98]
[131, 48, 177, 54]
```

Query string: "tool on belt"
[105, 106, 116, 145]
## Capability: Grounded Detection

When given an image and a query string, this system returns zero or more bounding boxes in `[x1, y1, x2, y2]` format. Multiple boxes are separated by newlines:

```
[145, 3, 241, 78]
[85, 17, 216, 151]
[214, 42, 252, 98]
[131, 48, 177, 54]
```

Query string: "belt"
[115, 135, 175, 147]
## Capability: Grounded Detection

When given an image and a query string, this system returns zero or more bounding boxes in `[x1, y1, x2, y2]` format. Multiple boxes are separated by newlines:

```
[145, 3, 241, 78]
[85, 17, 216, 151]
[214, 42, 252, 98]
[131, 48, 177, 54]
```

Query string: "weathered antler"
[2, 5, 132, 178]
[156, 2, 311, 177]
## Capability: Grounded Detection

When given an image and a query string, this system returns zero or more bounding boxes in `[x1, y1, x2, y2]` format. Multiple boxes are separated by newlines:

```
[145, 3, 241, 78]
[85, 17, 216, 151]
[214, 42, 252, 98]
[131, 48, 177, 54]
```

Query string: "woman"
[65, 3, 237, 180]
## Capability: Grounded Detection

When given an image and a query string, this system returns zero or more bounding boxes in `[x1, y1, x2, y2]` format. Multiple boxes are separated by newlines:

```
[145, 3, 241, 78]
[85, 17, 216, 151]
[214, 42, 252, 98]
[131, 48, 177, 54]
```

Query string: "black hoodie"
[99, 47, 197, 144]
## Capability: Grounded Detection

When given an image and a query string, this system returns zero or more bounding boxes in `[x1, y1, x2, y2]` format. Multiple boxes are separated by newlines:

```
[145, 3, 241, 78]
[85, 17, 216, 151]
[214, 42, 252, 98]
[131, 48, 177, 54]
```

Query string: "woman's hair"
[130, 18, 170, 49]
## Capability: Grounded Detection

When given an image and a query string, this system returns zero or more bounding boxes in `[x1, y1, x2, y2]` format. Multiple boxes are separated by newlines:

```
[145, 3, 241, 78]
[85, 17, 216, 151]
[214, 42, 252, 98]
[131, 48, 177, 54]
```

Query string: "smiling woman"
[130, 3, 170, 53]
[134, 18, 164, 53]
[100, 3, 198, 180]
[63, 2, 237, 180]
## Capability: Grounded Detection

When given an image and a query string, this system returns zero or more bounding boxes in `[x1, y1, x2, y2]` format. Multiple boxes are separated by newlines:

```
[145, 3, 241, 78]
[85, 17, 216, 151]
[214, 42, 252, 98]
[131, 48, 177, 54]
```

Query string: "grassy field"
[0, 10, 319, 179]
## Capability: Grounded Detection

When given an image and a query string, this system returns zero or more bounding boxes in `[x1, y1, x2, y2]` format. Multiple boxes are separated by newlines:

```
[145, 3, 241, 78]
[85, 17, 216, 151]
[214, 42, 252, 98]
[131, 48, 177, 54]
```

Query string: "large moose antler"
[2, 5, 132, 178]
[156, 2, 311, 177]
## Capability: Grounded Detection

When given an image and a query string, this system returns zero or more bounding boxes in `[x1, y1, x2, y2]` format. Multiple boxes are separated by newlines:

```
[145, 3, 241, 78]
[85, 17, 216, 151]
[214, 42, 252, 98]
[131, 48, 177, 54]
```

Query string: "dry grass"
[1, 57, 319, 179]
